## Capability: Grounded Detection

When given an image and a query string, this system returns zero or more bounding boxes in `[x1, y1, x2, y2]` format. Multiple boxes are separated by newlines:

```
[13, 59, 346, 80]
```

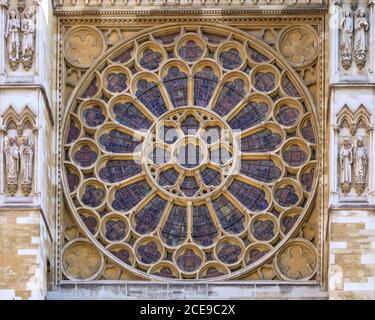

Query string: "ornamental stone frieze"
[53, 0, 325, 11]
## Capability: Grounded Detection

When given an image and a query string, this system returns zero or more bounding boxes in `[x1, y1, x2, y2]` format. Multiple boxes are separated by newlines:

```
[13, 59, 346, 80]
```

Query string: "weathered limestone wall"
[328, 210, 375, 299]
[0, 209, 51, 299]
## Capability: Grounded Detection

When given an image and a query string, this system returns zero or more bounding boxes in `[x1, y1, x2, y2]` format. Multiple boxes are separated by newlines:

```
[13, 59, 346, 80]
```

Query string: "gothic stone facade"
[0, 0, 375, 300]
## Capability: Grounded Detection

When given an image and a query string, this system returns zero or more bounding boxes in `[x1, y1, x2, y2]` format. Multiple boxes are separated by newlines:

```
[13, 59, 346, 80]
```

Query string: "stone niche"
[1, 105, 37, 200]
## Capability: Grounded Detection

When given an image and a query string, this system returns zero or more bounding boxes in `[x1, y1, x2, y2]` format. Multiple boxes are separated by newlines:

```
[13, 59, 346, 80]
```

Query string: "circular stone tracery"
[143, 108, 237, 200]
[62, 24, 318, 281]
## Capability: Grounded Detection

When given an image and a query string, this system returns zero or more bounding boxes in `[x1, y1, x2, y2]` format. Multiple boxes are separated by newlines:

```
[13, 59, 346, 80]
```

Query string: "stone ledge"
[48, 282, 327, 300]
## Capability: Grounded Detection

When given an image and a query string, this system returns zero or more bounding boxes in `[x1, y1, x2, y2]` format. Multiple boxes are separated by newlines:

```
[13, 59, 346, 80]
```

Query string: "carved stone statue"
[354, 8, 369, 69]
[19, 136, 33, 195]
[339, 137, 353, 194]
[21, 9, 35, 70]
[340, 9, 353, 69]
[5, 9, 21, 70]
[4, 137, 19, 195]
[354, 137, 368, 195]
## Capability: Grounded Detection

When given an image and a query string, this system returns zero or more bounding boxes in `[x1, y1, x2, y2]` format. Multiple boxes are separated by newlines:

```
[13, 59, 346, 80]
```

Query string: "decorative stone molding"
[53, 0, 325, 9]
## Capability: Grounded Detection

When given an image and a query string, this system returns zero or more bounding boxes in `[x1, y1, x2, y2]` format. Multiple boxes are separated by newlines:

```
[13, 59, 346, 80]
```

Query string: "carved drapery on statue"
[340, 9, 354, 69]
[5, 8, 21, 70]
[4, 137, 19, 195]
[339, 137, 353, 194]
[19, 135, 33, 195]
[354, 8, 369, 68]
[354, 137, 368, 195]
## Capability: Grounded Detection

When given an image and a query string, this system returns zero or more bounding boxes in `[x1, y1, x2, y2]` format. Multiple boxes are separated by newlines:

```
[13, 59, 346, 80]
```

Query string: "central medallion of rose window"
[143, 108, 237, 200]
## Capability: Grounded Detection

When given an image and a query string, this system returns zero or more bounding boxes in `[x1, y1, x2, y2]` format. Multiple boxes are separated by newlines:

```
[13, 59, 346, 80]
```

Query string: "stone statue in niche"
[339, 137, 353, 194]
[19, 135, 33, 195]
[5, 8, 21, 70]
[4, 137, 19, 195]
[340, 9, 353, 69]
[354, 7, 369, 69]
[21, 9, 35, 70]
[354, 137, 368, 195]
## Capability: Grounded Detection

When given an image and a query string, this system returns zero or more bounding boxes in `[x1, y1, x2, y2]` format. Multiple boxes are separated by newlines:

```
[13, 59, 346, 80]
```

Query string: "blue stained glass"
[99, 129, 141, 153]
[213, 79, 245, 116]
[112, 180, 151, 211]
[181, 115, 199, 134]
[137, 241, 161, 264]
[81, 185, 105, 208]
[113, 102, 152, 130]
[193, 67, 218, 107]
[136, 80, 167, 117]
[240, 159, 281, 183]
[113, 47, 133, 63]
[99, 160, 142, 183]
[241, 129, 282, 153]
[228, 180, 268, 211]
[229, 101, 269, 130]
[159, 168, 179, 186]
[219, 48, 243, 70]
[275, 185, 299, 207]
[162, 205, 187, 246]
[179, 40, 203, 62]
[212, 195, 245, 234]
[134, 196, 167, 234]
[82, 105, 105, 127]
[106, 73, 127, 93]
[139, 48, 163, 70]
[180, 176, 199, 197]
[192, 205, 218, 246]
[201, 168, 221, 186]
[163, 67, 188, 108]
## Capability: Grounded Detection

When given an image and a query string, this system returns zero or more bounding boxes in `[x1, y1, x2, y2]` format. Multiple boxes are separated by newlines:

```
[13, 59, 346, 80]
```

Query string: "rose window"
[62, 25, 318, 281]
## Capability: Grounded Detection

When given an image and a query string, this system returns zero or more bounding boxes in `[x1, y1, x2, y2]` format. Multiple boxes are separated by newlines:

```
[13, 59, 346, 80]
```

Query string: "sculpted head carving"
[357, 7, 365, 18]
[356, 136, 364, 147]
[8, 137, 16, 145]
[343, 137, 352, 148]
[8, 9, 16, 19]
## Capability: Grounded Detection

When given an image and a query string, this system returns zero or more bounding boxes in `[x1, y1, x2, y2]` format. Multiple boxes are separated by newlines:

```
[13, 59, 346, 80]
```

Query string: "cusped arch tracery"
[61, 24, 319, 281]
